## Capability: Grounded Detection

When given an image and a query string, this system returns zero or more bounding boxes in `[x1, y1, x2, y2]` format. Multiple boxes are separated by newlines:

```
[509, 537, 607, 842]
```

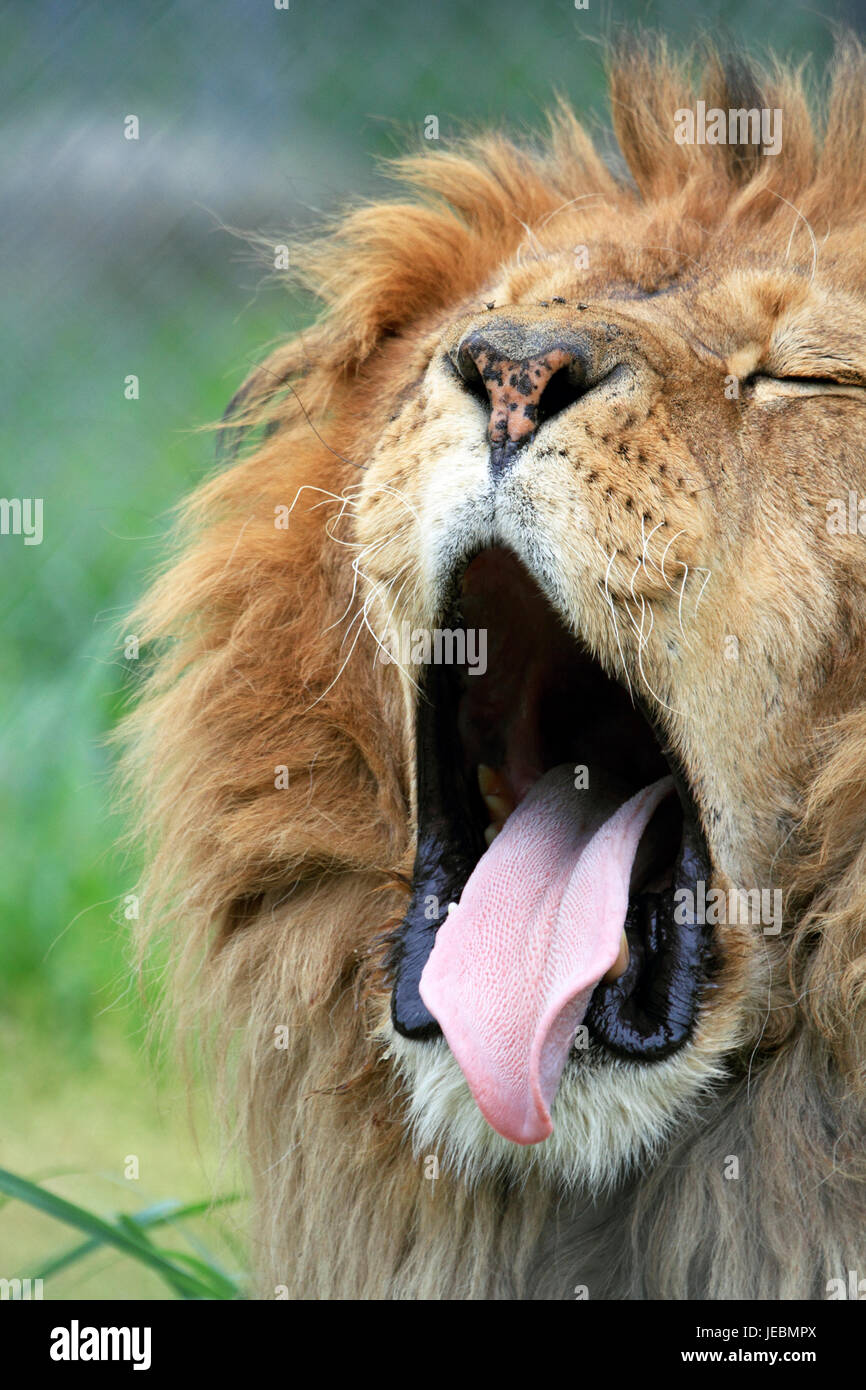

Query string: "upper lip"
[389, 544, 715, 1061]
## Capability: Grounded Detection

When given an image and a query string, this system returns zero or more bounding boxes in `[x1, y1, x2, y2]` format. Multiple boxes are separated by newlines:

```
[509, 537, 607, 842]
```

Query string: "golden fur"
[123, 38, 866, 1298]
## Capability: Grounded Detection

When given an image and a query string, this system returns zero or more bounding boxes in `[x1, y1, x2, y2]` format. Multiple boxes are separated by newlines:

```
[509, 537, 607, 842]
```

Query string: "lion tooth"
[478, 764, 508, 798]
[602, 931, 630, 983]
[483, 792, 514, 824]
[483, 824, 500, 847]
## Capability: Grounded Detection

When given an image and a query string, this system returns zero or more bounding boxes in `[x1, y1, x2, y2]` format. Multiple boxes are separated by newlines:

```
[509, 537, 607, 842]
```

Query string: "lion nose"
[453, 325, 590, 473]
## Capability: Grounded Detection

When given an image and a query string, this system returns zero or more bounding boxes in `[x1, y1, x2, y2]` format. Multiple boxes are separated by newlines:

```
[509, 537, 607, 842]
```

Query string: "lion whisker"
[634, 595, 682, 717]
[692, 566, 712, 619]
[641, 516, 665, 581]
[676, 562, 692, 647]
[343, 549, 421, 688]
[303, 608, 369, 710]
[534, 192, 607, 232]
[344, 480, 425, 529]
[627, 554, 642, 608]
[323, 538, 388, 634]
[510, 215, 546, 261]
[241, 358, 368, 472]
[773, 188, 819, 283]
[595, 539, 634, 703]
[288, 483, 354, 521]
[638, 243, 708, 274]
[658, 528, 686, 595]
[360, 587, 423, 695]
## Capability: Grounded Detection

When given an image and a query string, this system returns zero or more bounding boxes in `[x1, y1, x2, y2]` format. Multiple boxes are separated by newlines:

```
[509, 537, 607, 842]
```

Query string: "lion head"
[127, 40, 866, 1298]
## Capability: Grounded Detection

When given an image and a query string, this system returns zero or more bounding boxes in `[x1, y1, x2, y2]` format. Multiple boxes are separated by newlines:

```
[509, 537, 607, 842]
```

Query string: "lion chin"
[126, 37, 866, 1299]
[386, 1026, 730, 1194]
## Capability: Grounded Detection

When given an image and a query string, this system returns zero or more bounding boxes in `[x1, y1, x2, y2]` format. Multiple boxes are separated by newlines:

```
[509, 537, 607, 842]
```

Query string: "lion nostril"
[450, 347, 488, 407]
[536, 366, 585, 426]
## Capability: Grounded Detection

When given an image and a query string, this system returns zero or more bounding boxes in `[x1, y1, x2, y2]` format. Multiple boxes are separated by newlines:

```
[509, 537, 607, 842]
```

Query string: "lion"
[123, 38, 866, 1299]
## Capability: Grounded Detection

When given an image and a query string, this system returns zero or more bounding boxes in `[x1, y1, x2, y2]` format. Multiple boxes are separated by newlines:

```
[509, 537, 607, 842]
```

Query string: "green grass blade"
[31, 1235, 102, 1280]
[0, 1167, 87, 1213]
[20, 1192, 243, 1288]
[156, 1249, 241, 1300]
[0, 1167, 218, 1299]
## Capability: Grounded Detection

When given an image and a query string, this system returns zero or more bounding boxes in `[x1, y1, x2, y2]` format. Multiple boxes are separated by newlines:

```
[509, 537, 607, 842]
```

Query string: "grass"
[0, 1169, 244, 1300]
[0, 1019, 249, 1299]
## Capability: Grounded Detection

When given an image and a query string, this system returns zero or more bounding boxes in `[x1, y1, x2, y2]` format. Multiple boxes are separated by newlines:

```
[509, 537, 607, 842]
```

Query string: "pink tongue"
[419, 765, 674, 1145]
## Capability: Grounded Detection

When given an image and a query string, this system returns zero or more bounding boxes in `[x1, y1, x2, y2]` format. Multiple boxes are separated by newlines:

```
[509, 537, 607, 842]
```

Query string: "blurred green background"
[0, 0, 859, 1298]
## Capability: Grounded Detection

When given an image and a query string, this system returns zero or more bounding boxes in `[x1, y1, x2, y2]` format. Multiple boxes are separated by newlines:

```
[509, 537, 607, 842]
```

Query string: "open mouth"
[389, 546, 713, 1145]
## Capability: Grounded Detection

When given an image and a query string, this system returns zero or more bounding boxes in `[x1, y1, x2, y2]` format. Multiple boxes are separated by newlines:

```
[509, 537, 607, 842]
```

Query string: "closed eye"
[746, 372, 866, 400]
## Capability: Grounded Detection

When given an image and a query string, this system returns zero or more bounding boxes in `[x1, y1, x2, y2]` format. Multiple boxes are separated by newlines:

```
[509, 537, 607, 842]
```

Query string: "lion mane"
[123, 39, 866, 1299]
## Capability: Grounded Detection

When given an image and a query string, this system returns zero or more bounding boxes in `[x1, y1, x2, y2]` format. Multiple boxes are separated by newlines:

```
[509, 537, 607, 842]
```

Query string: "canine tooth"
[478, 764, 508, 797]
[483, 792, 514, 824]
[603, 931, 630, 983]
[484, 824, 500, 846]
